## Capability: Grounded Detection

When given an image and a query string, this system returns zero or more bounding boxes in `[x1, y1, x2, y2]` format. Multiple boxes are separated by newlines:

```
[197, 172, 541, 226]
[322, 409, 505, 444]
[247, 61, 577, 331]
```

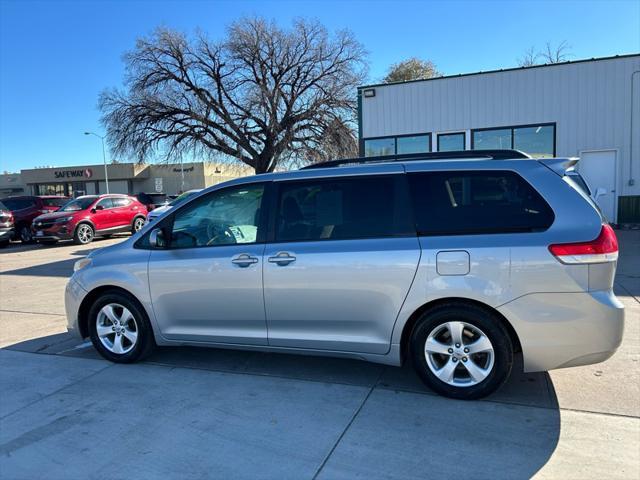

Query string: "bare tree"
[517, 46, 540, 67]
[517, 41, 573, 67]
[383, 57, 441, 83]
[540, 40, 572, 64]
[99, 18, 368, 174]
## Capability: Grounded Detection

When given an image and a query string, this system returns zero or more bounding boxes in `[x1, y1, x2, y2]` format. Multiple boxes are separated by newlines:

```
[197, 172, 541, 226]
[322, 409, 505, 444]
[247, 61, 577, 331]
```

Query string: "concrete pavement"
[0, 233, 639, 479]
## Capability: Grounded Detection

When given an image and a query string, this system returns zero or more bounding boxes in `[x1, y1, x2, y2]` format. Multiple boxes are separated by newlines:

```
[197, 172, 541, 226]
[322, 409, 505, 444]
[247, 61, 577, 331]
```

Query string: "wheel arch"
[77, 285, 146, 339]
[74, 219, 95, 233]
[399, 297, 522, 364]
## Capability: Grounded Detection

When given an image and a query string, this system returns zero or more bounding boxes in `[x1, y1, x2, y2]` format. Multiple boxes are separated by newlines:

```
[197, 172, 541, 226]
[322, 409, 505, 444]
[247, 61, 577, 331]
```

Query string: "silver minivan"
[65, 151, 624, 399]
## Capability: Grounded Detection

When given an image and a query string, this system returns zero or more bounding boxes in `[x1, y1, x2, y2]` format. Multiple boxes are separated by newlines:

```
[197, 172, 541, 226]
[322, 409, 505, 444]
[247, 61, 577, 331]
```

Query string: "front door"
[148, 183, 268, 344]
[263, 172, 421, 354]
[92, 197, 115, 230]
[578, 150, 617, 222]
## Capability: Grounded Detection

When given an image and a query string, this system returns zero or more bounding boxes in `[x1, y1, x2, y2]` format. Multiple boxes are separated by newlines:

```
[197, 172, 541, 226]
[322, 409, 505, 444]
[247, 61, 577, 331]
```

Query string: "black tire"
[410, 303, 513, 400]
[0, 240, 8, 248]
[73, 223, 94, 245]
[88, 290, 155, 363]
[19, 225, 33, 243]
[131, 216, 145, 234]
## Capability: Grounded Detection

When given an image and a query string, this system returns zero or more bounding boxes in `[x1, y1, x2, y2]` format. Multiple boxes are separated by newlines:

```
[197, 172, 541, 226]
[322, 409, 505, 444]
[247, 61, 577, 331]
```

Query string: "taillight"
[549, 224, 618, 264]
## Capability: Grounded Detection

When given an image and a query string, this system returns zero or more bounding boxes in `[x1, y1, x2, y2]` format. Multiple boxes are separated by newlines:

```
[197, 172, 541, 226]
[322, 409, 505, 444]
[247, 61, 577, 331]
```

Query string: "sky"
[1, 0, 639, 172]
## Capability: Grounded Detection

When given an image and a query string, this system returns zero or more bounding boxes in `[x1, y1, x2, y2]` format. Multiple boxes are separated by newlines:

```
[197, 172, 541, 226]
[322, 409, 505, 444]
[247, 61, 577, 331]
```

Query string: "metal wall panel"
[360, 56, 640, 198]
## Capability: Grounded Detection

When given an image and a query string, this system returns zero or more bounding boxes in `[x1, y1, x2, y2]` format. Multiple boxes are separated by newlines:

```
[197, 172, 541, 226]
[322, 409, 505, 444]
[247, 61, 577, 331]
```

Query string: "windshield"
[60, 197, 97, 212]
[0, 201, 6, 210]
[169, 190, 199, 207]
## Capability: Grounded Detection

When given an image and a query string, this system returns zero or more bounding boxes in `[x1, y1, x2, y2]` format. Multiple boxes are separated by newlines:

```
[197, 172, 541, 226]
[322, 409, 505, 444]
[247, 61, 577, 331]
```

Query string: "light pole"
[84, 131, 109, 194]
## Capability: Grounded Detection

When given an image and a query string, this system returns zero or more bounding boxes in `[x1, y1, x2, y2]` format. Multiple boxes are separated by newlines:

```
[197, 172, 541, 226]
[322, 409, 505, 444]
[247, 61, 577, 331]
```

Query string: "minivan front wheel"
[410, 304, 513, 400]
[88, 291, 155, 363]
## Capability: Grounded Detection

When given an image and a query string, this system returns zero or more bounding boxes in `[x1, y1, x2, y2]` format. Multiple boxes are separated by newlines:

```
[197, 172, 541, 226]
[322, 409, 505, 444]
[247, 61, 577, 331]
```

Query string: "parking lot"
[0, 233, 638, 479]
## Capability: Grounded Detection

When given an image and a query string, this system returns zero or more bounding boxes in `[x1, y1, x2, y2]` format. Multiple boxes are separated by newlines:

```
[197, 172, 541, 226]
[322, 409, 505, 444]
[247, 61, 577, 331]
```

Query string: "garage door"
[98, 180, 129, 194]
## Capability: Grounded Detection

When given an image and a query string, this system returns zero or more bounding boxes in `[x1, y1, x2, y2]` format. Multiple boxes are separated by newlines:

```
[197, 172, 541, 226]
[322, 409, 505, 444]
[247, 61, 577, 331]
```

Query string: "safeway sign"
[54, 168, 93, 179]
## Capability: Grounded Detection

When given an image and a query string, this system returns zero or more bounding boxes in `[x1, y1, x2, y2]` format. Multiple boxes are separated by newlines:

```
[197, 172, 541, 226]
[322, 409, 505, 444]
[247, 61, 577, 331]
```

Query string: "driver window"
[170, 184, 265, 249]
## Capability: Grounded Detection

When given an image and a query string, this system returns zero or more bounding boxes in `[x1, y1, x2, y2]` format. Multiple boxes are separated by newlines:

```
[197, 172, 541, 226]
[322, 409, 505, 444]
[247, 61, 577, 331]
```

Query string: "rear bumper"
[498, 290, 624, 372]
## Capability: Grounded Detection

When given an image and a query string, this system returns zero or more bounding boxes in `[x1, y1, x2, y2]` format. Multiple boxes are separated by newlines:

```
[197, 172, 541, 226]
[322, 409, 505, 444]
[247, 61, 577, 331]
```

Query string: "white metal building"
[358, 54, 640, 223]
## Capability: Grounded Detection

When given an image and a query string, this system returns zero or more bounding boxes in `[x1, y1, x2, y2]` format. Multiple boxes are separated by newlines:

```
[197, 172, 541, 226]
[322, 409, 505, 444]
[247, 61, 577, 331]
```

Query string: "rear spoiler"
[538, 157, 579, 176]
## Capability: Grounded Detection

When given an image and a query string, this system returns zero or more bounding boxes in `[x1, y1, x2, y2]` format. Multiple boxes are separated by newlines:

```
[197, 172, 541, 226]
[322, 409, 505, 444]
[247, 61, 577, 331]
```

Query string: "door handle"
[231, 254, 258, 267]
[268, 252, 296, 266]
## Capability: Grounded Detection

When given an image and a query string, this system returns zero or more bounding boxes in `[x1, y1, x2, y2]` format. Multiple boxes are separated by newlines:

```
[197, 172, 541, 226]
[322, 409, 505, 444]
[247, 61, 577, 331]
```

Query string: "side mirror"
[149, 228, 167, 248]
[594, 187, 607, 199]
[94, 205, 104, 211]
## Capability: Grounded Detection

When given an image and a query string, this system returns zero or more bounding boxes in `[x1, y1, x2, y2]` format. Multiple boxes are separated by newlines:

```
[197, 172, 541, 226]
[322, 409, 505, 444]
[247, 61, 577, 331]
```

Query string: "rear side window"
[112, 197, 131, 207]
[408, 171, 554, 235]
[41, 198, 68, 207]
[275, 175, 413, 242]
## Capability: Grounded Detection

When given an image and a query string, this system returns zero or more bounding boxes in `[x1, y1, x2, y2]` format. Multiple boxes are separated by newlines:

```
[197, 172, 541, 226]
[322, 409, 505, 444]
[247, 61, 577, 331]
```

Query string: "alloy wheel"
[133, 217, 145, 232]
[96, 303, 139, 355]
[424, 321, 495, 387]
[77, 224, 93, 243]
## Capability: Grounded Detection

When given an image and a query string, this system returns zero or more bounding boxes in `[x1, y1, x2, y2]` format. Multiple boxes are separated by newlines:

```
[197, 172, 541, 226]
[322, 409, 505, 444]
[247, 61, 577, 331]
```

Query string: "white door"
[578, 150, 617, 222]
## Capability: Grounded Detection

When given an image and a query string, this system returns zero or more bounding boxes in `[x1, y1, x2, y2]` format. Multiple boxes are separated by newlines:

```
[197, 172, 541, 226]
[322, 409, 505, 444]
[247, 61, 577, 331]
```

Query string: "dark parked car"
[32, 194, 147, 245]
[0, 201, 15, 247]
[135, 192, 167, 211]
[2, 195, 69, 243]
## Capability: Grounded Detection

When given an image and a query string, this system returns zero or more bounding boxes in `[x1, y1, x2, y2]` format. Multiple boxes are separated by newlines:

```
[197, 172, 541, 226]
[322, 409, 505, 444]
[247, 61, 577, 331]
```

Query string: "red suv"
[32, 194, 147, 245]
[2, 195, 69, 243]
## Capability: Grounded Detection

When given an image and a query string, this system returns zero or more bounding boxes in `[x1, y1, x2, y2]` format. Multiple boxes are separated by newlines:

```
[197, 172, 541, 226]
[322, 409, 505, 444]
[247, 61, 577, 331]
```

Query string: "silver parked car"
[65, 151, 624, 399]
[145, 189, 202, 223]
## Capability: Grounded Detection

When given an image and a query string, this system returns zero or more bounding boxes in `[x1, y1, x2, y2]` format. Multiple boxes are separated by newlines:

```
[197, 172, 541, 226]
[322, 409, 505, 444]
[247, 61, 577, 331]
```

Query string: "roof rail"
[300, 149, 531, 170]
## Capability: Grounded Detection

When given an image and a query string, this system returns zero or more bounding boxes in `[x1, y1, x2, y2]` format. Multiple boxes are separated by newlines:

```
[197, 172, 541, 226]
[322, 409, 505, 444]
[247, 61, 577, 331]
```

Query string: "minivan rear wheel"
[88, 291, 155, 363]
[410, 304, 513, 400]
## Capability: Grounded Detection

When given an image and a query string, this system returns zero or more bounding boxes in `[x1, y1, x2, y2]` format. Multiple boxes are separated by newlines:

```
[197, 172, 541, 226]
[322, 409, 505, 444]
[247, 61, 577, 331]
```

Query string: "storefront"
[14, 162, 248, 198]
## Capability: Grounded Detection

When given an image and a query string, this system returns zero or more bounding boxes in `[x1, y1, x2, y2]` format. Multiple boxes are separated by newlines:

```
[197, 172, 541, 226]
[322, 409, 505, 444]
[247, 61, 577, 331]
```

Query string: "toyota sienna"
[65, 151, 624, 399]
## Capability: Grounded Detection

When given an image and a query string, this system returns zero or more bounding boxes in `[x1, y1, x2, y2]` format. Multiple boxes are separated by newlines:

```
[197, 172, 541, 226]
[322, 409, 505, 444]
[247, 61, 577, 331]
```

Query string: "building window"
[364, 138, 395, 157]
[437, 132, 466, 152]
[397, 134, 431, 154]
[472, 128, 511, 150]
[513, 125, 555, 158]
[35, 183, 69, 196]
[364, 134, 431, 157]
[472, 123, 555, 157]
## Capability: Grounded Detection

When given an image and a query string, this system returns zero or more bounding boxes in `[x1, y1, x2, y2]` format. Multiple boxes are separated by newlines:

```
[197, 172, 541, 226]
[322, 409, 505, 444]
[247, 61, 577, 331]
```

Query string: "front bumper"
[32, 222, 74, 241]
[498, 290, 624, 372]
[65, 278, 88, 338]
[0, 227, 14, 241]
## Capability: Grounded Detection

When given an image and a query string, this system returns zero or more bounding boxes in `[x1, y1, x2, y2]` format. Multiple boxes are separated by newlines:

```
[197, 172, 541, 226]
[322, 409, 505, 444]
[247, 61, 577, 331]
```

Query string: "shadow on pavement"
[0, 257, 78, 277]
[2, 334, 561, 479]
